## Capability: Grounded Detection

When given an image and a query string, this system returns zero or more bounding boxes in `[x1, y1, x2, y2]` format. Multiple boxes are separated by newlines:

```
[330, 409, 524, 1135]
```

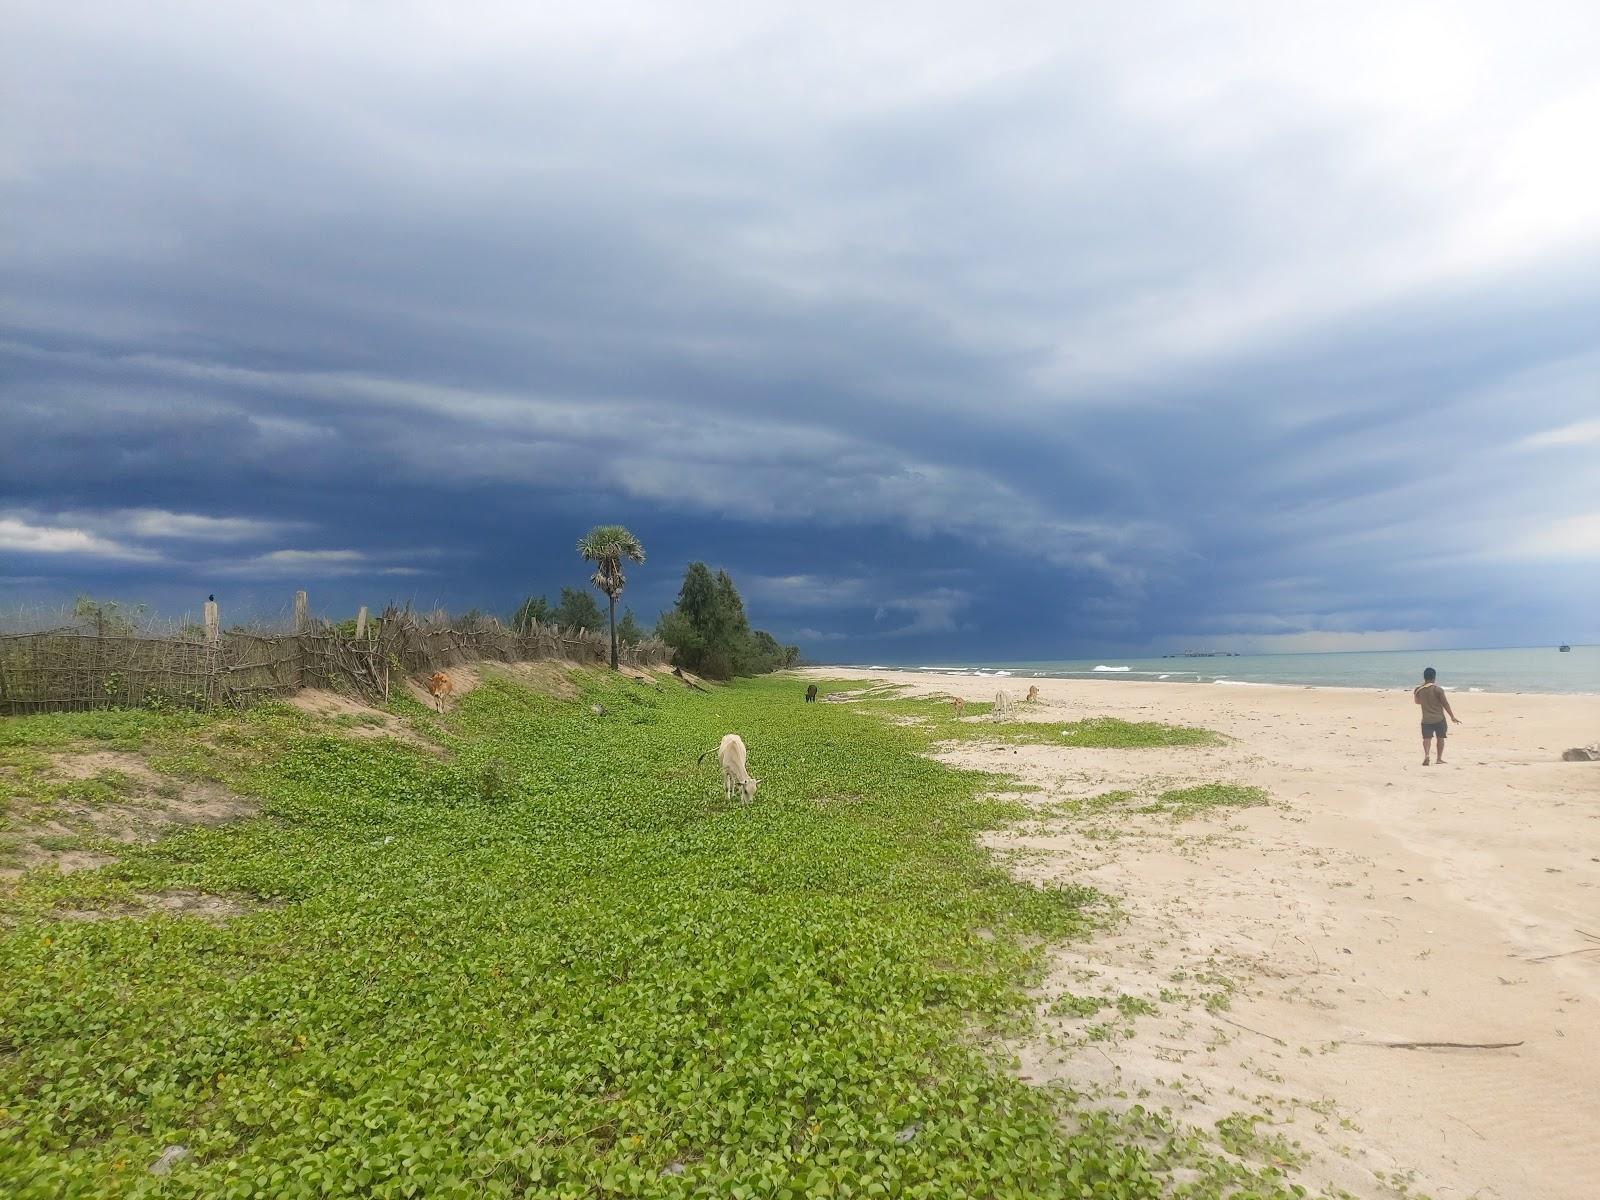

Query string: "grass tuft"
[1142, 783, 1270, 820]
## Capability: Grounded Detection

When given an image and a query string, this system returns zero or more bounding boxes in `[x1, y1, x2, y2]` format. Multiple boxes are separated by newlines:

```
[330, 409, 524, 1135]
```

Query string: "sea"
[855, 645, 1600, 696]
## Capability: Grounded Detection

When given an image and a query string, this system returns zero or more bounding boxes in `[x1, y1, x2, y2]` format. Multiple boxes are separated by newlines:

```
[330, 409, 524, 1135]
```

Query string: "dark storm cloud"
[3, 1, 1598, 653]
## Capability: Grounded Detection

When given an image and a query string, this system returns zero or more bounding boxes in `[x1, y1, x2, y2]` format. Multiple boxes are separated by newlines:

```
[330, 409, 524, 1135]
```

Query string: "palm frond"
[578, 525, 646, 604]
[576, 524, 645, 565]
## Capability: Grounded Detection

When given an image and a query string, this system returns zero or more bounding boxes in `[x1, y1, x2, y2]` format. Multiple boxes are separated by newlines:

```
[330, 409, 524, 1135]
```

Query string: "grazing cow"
[699, 733, 759, 804]
[805, 684, 818, 703]
[992, 691, 1012, 721]
[951, 696, 967, 718]
[1026, 685, 1040, 703]
[426, 671, 454, 712]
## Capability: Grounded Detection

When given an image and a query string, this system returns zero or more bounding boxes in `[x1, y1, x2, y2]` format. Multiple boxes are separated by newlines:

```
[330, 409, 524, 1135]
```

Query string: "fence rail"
[0, 608, 668, 716]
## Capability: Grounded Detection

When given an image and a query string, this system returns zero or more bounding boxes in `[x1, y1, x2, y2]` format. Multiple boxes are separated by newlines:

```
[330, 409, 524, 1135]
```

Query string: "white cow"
[992, 691, 1012, 721]
[700, 733, 759, 803]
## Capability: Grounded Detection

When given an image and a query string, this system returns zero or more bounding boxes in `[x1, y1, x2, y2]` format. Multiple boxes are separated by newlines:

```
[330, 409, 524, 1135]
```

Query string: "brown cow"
[427, 671, 454, 712]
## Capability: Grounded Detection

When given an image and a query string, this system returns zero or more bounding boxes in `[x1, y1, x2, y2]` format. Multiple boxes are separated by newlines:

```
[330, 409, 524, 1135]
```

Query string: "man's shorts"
[1421, 721, 1447, 739]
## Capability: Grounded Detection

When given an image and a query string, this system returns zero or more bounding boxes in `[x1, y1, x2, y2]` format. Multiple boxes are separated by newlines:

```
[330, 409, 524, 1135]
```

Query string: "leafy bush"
[656, 564, 798, 679]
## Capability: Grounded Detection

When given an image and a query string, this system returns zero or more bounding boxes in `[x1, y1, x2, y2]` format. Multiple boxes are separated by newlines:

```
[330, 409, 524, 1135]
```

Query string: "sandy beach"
[810, 668, 1600, 1200]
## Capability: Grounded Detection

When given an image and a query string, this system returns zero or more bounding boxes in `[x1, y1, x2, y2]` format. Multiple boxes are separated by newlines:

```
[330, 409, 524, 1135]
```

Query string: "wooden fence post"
[202, 597, 220, 708]
[293, 590, 308, 633]
[355, 606, 368, 639]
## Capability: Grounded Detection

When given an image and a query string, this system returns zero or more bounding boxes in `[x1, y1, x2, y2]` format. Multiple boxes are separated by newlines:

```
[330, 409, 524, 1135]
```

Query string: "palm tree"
[577, 525, 646, 670]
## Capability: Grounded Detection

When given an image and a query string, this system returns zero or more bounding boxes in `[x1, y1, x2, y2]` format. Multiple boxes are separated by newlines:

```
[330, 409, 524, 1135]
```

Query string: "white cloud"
[1521, 419, 1600, 450]
[35, 507, 304, 543]
[1505, 512, 1600, 561]
[0, 515, 160, 561]
[254, 550, 364, 565]
[117, 509, 300, 541]
[215, 549, 429, 578]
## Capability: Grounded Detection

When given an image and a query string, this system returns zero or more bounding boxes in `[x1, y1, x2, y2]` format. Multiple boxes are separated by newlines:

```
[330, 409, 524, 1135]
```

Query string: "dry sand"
[809, 668, 1600, 1200]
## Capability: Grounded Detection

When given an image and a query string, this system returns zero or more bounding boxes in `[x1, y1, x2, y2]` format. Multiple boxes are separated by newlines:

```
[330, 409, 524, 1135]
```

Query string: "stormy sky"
[3, 1, 1598, 659]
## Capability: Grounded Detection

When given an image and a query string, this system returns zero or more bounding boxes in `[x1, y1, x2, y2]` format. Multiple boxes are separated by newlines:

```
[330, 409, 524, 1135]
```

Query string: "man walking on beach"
[1414, 667, 1460, 765]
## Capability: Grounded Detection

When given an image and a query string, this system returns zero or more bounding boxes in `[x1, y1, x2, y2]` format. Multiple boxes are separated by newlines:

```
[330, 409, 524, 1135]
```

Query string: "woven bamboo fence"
[0, 607, 668, 716]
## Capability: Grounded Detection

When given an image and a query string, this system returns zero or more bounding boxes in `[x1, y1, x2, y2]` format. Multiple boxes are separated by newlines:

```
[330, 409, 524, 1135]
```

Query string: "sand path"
[814, 669, 1600, 1200]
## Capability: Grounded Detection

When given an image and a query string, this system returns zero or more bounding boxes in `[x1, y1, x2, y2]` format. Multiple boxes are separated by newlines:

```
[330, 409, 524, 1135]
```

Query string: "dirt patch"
[493, 661, 583, 701]
[33, 849, 121, 875]
[51, 750, 163, 785]
[156, 779, 260, 825]
[287, 688, 442, 751]
[616, 663, 666, 688]
[1, 750, 260, 885]
[56, 889, 271, 922]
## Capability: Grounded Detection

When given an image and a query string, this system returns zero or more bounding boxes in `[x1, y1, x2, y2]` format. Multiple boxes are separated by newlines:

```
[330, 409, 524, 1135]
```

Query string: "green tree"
[551, 587, 604, 634]
[655, 564, 794, 679]
[511, 594, 552, 632]
[577, 525, 647, 670]
[615, 608, 645, 646]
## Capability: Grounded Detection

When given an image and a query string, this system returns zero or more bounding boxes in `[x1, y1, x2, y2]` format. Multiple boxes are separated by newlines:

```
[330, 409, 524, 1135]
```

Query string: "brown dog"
[1026, 685, 1040, 703]
[952, 696, 966, 718]
[427, 671, 454, 712]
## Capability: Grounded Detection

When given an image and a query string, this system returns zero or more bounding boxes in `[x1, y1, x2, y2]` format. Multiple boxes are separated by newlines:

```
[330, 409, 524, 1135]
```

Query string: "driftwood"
[1530, 929, 1600, 962]
[1214, 1016, 1287, 1046]
[1349, 1040, 1524, 1051]
[671, 666, 709, 693]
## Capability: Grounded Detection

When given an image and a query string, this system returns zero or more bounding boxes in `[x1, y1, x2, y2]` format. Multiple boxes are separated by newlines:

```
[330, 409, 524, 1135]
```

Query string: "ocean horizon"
[832, 644, 1600, 696]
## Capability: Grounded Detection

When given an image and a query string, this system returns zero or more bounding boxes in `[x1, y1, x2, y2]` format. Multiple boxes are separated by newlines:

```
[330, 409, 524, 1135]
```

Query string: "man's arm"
[1413, 685, 1423, 705]
[1441, 691, 1461, 723]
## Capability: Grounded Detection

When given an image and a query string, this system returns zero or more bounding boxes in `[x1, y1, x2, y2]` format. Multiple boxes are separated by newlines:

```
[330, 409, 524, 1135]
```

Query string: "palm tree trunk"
[608, 594, 619, 670]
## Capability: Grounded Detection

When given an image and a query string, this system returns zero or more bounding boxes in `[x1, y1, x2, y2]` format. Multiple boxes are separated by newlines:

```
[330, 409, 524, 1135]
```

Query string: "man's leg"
[1435, 730, 1446, 764]
[1422, 731, 1432, 765]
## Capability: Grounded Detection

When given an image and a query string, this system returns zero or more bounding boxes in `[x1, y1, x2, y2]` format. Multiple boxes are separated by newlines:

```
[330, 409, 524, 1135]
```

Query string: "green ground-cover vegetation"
[850, 692, 1223, 750]
[2, 673, 1308, 1198]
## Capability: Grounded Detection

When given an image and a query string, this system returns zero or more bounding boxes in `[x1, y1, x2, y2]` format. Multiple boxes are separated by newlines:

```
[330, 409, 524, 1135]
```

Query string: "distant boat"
[1559, 644, 1571, 652]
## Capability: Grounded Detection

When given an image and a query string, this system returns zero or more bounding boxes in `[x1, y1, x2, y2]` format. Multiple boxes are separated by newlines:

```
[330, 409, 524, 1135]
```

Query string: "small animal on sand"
[1025, 685, 1040, 703]
[992, 691, 1012, 720]
[698, 733, 759, 803]
[805, 683, 818, 703]
[426, 672, 454, 712]
[951, 696, 966, 718]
